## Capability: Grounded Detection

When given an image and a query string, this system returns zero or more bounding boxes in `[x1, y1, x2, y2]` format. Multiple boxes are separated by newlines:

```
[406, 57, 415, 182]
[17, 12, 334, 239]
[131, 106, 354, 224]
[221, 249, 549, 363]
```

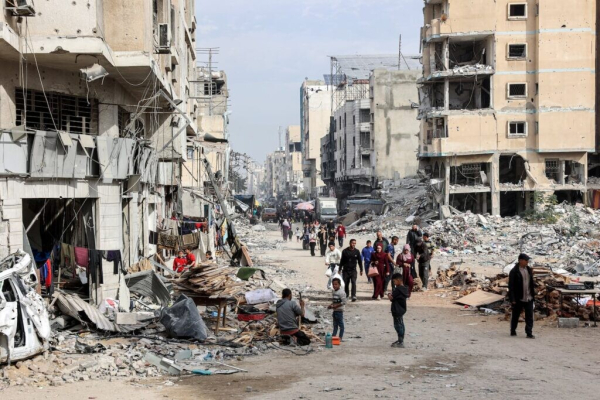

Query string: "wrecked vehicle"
[0, 250, 51, 364]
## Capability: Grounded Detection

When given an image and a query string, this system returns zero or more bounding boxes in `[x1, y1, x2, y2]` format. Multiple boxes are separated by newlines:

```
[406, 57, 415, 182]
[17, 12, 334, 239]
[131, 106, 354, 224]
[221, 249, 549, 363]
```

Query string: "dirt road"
[4, 225, 600, 399]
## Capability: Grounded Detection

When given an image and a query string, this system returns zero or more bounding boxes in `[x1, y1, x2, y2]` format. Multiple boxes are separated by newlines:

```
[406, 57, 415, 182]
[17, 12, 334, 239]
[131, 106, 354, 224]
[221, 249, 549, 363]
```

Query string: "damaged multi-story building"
[0, 1, 216, 305]
[264, 149, 286, 199]
[300, 80, 332, 198]
[284, 125, 304, 198]
[419, 0, 597, 215]
[321, 55, 421, 209]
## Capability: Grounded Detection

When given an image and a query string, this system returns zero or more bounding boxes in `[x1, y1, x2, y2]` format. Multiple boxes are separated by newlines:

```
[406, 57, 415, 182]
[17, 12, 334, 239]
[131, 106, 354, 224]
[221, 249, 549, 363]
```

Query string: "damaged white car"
[0, 250, 51, 364]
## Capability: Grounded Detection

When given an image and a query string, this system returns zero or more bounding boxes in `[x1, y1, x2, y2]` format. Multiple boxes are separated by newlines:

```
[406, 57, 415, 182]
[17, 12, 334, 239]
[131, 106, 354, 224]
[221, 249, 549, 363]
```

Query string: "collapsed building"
[418, 0, 598, 216]
[320, 55, 422, 210]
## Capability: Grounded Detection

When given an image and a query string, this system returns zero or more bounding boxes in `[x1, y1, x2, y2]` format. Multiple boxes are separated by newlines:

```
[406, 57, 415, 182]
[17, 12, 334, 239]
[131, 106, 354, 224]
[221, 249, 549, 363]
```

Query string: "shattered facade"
[284, 125, 304, 198]
[264, 150, 286, 199]
[321, 55, 421, 208]
[0, 0, 204, 303]
[419, 0, 597, 216]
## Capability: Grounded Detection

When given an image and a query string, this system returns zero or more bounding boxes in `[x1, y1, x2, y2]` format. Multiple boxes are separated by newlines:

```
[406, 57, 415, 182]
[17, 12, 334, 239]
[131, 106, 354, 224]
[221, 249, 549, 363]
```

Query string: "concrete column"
[482, 192, 488, 214]
[490, 157, 500, 216]
[444, 163, 450, 205]
[558, 161, 565, 184]
[444, 80, 450, 111]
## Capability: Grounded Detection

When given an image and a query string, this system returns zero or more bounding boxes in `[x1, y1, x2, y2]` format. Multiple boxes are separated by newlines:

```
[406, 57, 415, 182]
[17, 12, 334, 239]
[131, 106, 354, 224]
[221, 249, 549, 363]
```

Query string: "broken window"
[359, 109, 370, 123]
[118, 107, 145, 138]
[450, 163, 488, 186]
[545, 159, 560, 181]
[508, 44, 527, 59]
[15, 89, 98, 135]
[448, 77, 491, 110]
[507, 83, 527, 98]
[448, 40, 488, 69]
[360, 132, 370, 148]
[500, 155, 527, 184]
[433, 118, 447, 138]
[361, 154, 371, 168]
[508, 3, 527, 19]
[508, 121, 527, 137]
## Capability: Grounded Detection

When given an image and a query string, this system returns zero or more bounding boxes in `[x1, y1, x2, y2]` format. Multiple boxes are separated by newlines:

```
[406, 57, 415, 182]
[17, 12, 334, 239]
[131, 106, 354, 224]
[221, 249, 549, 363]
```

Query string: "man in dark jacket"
[340, 239, 363, 301]
[388, 273, 409, 348]
[508, 253, 535, 339]
[374, 230, 390, 252]
[406, 224, 422, 256]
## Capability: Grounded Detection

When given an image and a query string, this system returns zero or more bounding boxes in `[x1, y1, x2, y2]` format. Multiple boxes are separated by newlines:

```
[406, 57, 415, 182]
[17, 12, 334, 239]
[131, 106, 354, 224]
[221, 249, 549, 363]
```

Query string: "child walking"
[328, 277, 347, 340]
[388, 273, 408, 348]
[295, 227, 301, 242]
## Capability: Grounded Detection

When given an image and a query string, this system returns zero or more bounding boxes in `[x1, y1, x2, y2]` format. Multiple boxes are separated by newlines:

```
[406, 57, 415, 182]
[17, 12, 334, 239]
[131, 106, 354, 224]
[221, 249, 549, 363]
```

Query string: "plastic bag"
[160, 294, 208, 341]
[98, 298, 119, 317]
[244, 288, 277, 305]
[325, 267, 333, 277]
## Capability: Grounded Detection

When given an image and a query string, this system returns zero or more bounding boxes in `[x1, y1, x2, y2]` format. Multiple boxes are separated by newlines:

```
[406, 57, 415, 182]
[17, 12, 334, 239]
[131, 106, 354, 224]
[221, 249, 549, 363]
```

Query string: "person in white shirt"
[325, 242, 342, 289]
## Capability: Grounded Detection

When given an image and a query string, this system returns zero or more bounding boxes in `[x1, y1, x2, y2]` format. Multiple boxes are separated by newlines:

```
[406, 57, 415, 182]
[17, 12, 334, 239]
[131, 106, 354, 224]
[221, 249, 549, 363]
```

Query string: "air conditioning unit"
[157, 23, 171, 54]
[6, 0, 35, 16]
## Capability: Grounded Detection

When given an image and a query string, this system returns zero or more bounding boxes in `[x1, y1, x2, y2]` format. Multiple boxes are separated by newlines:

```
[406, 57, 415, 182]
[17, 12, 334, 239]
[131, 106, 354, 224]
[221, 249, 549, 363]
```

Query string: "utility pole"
[398, 34, 402, 70]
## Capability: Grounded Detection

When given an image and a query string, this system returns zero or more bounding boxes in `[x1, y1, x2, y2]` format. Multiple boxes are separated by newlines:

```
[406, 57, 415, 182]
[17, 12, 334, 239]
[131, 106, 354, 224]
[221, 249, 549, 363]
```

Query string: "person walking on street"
[396, 244, 415, 296]
[374, 230, 390, 253]
[328, 277, 347, 340]
[309, 228, 317, 256]
[340, 239, 363, 302]
[295, 227, 301, 242]
[414, 233, 435, 291]
[370, 244, 390, 300]
[384, 236, 399, 293]
[361, 240, 375, 283]
[325, 242, 342, 289]
[318, 226, 328, 257]
[281, 219, 291, 241]
[509, 253, 536, 339]
[388, 273, 409, 348]
[336, 223, 346, 248]
[406, 224, 422, 256]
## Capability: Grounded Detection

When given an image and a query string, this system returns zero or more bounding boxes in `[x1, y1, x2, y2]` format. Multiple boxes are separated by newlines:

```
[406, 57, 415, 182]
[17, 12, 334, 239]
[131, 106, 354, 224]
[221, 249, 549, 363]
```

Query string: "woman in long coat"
[370, 244, 389, 300]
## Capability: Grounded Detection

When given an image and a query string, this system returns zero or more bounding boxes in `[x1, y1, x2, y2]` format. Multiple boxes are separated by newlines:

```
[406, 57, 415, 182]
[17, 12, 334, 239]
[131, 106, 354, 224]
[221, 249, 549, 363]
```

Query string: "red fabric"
[44, 260, 52, 288]
[371, 251, 389, 298]
[280, 329, 299, 335]
[186, 252, 196, 266]
[173, 257, 187, 273]
[74, 247, 89, 267]
[336, 226, 346, 237]
[402, 265, 414, 297]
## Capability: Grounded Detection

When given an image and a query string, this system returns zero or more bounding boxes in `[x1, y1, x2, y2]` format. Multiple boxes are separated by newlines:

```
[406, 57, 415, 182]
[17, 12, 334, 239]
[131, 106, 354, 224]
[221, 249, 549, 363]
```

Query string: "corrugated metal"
[124, 270, 171, 306]
[0, 132, 28, 175]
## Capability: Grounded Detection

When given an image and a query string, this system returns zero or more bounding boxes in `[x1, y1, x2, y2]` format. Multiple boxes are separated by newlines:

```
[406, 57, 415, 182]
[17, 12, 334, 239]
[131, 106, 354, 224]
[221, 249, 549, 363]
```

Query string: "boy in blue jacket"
[361, 240, 374, 283]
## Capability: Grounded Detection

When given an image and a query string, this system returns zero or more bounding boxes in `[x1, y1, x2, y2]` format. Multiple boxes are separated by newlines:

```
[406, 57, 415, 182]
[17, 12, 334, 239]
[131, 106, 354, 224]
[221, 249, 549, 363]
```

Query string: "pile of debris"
[172, 262, 246, 299]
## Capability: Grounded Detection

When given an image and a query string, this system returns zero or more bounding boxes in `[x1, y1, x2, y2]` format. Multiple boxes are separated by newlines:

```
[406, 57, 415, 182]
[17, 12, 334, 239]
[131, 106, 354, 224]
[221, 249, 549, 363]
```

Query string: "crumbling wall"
[371, 69, 421, 180]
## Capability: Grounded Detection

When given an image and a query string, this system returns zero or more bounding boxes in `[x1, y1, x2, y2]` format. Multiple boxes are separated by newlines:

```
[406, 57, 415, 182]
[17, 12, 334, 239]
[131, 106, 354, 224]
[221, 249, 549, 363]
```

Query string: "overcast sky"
[195, 0, 422, 164]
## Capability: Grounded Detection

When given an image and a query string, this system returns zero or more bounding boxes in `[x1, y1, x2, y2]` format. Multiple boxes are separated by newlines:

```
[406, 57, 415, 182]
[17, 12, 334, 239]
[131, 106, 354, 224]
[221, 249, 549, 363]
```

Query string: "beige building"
[321, 55, 421, 204]
[300, 80, 332, 197]
[0, 0, 199, 303]
[264, 150, 286, 198]
[419, 0, 596, 216]
[285, 125, 304, 197]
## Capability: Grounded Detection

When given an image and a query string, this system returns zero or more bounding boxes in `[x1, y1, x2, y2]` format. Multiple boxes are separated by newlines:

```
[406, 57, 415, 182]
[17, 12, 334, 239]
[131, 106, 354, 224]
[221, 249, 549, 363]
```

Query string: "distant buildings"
[285, 126, 304, 198]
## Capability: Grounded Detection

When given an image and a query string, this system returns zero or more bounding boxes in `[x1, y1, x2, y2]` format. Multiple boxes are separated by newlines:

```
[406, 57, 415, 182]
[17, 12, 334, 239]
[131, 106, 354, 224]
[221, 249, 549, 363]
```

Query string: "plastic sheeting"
[160, 294, 208, 341]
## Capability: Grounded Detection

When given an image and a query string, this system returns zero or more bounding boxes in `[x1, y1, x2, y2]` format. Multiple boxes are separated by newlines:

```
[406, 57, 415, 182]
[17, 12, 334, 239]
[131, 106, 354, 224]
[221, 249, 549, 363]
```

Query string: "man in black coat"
[508, 253, 536, 338]
[340, 239, 363, 302]
[406, 224, 422, 256]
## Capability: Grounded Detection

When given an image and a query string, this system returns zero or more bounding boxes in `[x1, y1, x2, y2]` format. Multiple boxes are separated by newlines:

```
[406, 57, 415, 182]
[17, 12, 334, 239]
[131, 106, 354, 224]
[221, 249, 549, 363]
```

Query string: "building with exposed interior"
[285, 125, 304, 198]
[321, 55, 421, 209]
[0, 0, 218, 304]
[419, 0, 597, 216]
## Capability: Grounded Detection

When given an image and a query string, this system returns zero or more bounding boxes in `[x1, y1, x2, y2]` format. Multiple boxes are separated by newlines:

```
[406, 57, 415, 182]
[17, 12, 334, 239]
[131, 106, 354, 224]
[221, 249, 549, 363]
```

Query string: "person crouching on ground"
[328, 277, 347, 340]
[276, 288, 311, 345]
[388, 273, 409, 348]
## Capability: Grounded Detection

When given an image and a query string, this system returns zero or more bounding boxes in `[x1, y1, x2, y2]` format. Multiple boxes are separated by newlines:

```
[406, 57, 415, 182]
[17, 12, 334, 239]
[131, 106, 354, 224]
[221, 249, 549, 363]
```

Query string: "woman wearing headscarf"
[308, 228, 317, 256]
[370, 243, 389, 300]
[282, 219, 291, 241]
[396, 244, 415, 296]
[318, 225, 328, 257]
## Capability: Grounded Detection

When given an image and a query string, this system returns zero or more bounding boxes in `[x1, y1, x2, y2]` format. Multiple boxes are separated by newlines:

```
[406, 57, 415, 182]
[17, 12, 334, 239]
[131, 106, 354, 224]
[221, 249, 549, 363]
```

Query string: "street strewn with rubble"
[3, 220, 600, 400]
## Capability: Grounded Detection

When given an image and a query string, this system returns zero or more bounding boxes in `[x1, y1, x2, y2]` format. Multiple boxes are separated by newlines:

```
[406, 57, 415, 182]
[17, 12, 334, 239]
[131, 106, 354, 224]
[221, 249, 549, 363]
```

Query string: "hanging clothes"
[158, 233, 178, 249]
[74, 247, 89, 267]
[88, 249, 104, 285]
[105, 250, 123, 275]
[61, 243, 76, 269]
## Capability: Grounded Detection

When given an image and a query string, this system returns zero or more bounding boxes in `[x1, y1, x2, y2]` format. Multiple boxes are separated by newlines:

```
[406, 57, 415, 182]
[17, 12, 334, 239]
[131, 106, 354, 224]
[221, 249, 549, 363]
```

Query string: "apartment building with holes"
[419, 0, 597, 216]
[0, 0, 202, 303]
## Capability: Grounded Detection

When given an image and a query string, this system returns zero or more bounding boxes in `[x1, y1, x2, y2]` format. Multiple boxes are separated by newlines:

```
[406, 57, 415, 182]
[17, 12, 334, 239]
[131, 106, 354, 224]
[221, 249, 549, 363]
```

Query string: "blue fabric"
[361, 246, 374, 262]
[386, 244, 396, 260]
[332, 310, 344, 339]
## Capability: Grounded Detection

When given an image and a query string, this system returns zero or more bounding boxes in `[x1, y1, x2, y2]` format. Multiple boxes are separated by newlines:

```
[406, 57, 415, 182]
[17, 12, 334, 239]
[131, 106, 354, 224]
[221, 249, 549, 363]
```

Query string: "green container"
[325, 332, 333, 348]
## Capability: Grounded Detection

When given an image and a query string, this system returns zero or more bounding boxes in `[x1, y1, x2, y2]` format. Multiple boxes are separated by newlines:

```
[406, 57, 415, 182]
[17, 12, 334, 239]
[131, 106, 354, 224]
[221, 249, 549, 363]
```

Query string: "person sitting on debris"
[205, 251, 214, 261]
[185, 248, 197, 269]
[396, 244, 415, 297]
[276, 288, 310, 345]
[509, 253, 536, 339]
[362, 240, 375, 284]
[328, 277, 347, 340]
[173, 250, 187, 273]
[388, 273, 409, 348]
[406, 224, 422, 256]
